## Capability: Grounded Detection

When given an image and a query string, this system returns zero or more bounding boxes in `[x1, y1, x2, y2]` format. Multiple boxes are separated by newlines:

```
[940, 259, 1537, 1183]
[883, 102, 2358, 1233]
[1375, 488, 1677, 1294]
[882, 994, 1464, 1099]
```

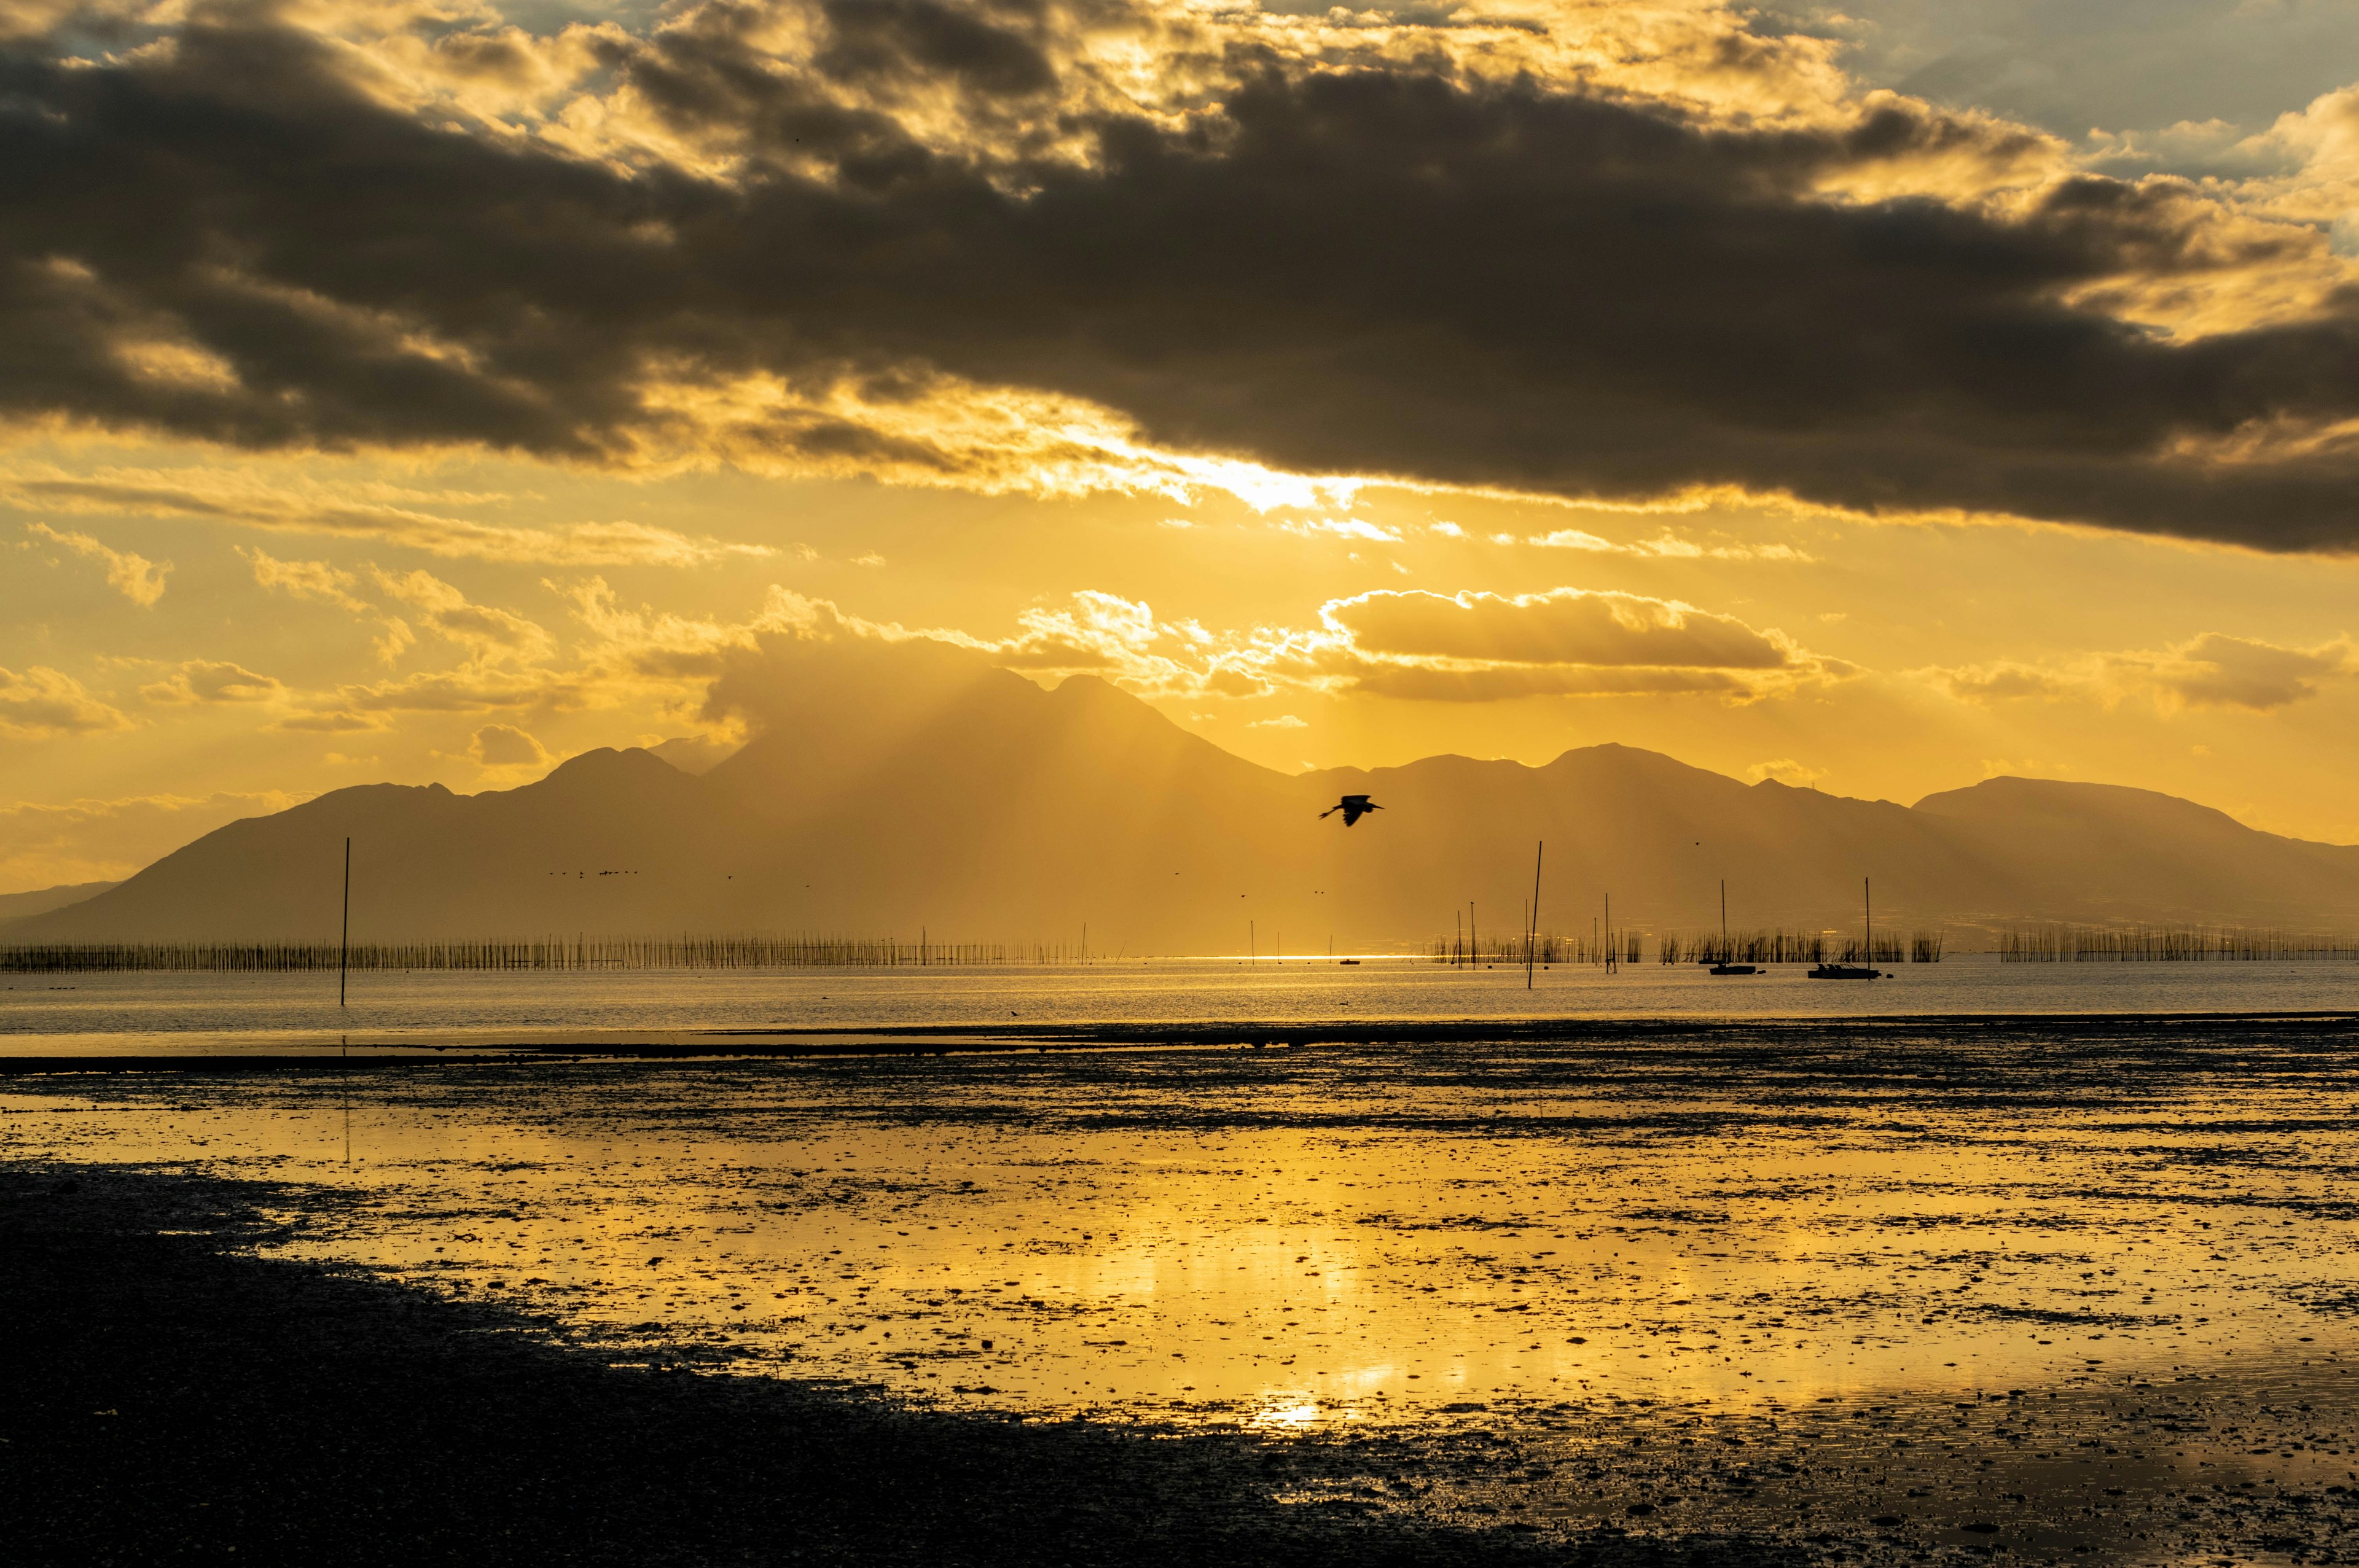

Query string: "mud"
[9, 1020, 2359, 1562]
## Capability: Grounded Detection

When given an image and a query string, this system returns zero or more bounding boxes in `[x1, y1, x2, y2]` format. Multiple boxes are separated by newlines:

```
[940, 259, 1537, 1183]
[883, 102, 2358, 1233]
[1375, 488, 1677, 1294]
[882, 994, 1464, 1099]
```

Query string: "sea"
[3, 951, 2356, 1055]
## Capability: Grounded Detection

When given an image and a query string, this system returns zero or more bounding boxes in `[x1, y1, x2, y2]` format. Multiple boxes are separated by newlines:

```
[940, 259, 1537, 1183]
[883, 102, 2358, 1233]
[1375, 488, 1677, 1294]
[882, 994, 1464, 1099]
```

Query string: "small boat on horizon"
[1807, 877, 1884, 980]
[1806, 961, 1881, 980]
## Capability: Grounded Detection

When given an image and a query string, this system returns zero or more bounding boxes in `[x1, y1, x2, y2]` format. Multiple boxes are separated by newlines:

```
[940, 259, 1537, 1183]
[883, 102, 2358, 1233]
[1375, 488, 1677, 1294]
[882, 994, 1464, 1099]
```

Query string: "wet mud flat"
[12, 1171, 2359, 1568]
[13, 1017, 2359, 1562]
[0, 1168, 1557, 1567]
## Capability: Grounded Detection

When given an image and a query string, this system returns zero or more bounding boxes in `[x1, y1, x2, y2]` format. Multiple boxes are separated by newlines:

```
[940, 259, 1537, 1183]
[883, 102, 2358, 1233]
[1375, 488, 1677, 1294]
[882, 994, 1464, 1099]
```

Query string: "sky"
[6, 0, 2359, 891]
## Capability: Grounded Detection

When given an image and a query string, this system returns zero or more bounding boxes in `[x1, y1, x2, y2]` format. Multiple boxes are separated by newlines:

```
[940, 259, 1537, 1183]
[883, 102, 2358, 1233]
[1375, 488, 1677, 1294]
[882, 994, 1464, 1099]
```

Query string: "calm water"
[4, 954, 2357, 1055]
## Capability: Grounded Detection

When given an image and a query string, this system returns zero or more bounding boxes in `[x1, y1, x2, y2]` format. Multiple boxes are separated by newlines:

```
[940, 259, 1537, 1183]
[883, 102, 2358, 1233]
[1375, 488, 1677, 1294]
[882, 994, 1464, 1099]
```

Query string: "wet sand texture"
[2, 1169, 1746, 1568]
[15, 1160, 2359, 1564]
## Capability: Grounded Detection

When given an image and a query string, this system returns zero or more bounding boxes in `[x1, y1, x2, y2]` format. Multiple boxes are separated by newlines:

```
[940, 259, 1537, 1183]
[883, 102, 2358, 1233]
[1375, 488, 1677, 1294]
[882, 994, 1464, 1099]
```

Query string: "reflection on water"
[4, 953, 2359, 1054]
[8, 1026, 2359, 1437]
[19, 1020, 2359, 1558]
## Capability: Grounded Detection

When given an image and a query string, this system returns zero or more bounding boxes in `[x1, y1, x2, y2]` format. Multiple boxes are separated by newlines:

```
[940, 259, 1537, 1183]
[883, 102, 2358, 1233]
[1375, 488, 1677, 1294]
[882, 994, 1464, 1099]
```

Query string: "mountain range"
[12, 631, 2359, 951]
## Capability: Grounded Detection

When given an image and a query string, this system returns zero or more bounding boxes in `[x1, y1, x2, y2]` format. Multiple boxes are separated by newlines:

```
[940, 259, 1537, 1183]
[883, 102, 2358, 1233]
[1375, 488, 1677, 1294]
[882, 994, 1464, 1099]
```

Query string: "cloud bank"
[0, 2, 2357, 545]
[1920, 631, 2358, 712]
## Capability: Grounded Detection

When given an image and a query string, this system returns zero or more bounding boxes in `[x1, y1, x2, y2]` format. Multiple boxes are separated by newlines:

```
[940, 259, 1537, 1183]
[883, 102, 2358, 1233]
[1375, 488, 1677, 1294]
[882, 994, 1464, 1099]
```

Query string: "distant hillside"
[0, 881, 120, 921]
[13, 632, 2359, 951]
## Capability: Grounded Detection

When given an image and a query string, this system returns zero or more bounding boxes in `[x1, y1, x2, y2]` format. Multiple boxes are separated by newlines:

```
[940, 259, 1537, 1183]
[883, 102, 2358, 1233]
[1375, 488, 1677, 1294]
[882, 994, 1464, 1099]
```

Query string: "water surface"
[7, 953, 2359, 1055]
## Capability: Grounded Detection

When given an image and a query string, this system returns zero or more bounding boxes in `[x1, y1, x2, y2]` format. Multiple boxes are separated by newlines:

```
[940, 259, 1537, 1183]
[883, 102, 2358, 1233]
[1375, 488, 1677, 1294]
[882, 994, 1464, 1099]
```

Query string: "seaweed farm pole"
[1527, 840, 1543, 989]
[339, 836, 351, 1008]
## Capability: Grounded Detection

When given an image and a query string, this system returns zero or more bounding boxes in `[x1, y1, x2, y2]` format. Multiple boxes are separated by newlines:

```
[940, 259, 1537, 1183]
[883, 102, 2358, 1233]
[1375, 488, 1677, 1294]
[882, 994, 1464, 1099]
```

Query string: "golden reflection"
[8, 1035, 2358, 1429]
[1244, 1396, 1324, 1432]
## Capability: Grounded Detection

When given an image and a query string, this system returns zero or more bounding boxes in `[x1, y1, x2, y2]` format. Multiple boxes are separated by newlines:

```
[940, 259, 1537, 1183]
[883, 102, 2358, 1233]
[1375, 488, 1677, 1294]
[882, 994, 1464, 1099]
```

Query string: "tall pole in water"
[339, 836, 351, 1008]
[1865, 876, 1872, 962]
[1526, 841, 1543, 989]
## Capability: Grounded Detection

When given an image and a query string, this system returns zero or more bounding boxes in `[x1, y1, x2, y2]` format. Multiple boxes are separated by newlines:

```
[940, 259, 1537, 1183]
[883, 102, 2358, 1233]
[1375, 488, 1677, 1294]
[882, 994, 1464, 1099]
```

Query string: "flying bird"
[1321, 794, 1383, 826]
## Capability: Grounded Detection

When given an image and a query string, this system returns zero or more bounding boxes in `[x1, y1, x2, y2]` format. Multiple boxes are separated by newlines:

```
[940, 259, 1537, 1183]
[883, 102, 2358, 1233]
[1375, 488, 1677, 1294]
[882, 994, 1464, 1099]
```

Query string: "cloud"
[370, 568, 555, 665]
[2126, 632, 2355, 711]
[1746, 757, 1826, 787]
[0, 665, 133, 739]
[270, 709, 393, 733]
[25, 521, 170, 604]
[331, 666, 592, 717]
[466, 721, 552, 770]
[3, 466, 769, 566]
[1919, 631, 2358, 711]
[1278, 518, 1402, 544]
[1324, 589, 1798, 670]
[241, 547, 415, 661]
[249, 553, 563, 683]
[138, 660, 286, 705]
[241, 547, 367, 612]
[1302, 588, 1844, 702]
[1523, 528, 1812, 561]
[1346, 663, 1754, 701]
[1247, 713, 1307, 728]
[0, 4, 2357, 547]
[1917, 660, 2084, 704]
[923, 581, 1835, 703]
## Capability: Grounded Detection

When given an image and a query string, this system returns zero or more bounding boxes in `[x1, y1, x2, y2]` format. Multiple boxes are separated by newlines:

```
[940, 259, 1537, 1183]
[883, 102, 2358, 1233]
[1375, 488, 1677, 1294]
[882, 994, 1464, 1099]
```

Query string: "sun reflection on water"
[7, 1028, 2359, 1432]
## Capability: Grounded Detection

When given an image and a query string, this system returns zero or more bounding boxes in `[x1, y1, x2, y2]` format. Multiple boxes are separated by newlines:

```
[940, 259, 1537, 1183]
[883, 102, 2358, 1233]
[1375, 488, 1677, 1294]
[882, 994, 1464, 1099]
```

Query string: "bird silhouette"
[1320, 794, 1382, 826]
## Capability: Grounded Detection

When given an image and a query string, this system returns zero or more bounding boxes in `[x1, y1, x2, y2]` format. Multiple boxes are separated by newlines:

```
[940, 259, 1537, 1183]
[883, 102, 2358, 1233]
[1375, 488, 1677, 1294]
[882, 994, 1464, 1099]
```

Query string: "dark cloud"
[814, 0, 1059, 98]
[5, 2, 2359, 548]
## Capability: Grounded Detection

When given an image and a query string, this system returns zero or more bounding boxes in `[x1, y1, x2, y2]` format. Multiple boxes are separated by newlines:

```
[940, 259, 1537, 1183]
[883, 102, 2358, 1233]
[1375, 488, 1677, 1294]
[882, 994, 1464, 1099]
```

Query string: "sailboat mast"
[1527, 840, 1543, 989]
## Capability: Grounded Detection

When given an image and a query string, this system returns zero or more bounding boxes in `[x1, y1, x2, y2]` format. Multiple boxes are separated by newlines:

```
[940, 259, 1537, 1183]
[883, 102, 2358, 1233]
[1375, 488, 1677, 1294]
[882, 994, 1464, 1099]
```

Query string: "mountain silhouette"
[12, 632, 2359, 950]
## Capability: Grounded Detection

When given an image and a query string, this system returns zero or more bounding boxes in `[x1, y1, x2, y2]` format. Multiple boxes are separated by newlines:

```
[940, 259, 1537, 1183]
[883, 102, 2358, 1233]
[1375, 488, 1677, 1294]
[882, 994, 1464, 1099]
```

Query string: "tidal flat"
[9, 1016, 2359, 1564]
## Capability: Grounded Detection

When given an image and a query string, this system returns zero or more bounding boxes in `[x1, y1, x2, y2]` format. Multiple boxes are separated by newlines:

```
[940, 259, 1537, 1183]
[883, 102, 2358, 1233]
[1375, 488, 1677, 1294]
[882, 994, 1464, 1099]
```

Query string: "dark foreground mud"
[12, 1166, 2359, 1567]
[1, 1167, 1785, 1568]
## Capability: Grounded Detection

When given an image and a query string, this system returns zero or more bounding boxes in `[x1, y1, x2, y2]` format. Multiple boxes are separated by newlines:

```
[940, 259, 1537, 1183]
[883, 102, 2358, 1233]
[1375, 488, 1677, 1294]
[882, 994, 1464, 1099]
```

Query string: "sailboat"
[1704, 880, 1757, 975]
[1808, 877, 1884, 980]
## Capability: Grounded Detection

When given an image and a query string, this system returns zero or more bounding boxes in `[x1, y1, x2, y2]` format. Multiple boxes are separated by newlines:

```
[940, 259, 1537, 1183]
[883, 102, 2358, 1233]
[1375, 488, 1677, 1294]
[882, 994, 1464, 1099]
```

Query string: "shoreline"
[9, 1007, 2359, 1071]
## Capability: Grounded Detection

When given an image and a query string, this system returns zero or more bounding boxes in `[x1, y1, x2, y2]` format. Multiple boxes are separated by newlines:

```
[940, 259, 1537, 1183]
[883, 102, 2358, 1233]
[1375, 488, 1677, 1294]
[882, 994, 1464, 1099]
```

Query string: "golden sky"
[7, 0, 2359, 890]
